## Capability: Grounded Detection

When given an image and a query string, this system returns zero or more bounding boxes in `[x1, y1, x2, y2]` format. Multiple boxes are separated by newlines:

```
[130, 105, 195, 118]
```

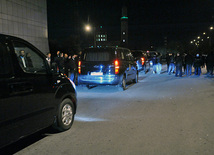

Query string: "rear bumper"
[78, 74, 121, 85]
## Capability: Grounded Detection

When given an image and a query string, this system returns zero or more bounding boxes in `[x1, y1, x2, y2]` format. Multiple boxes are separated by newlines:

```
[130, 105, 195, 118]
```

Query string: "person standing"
[152, 54, 157, 74]
[175, 53, 183, 77]
[206, 51, 214, 76]
[156, 54, 162, 74]
[58, 52, 65, 74]
[46, 52, 51, 66]
[193, 53, 202, 75]
[185, 53, 194, 76]
[166, 53, 171, 72]
[64, 53, 70, 76]
[53, 51, 61, 73]
[69, 54, 77, 81]
[168, 53, 175, 75]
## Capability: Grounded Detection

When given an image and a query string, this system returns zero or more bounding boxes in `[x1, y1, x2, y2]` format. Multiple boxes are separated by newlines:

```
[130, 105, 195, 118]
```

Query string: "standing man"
[166, 53, 170, 72]
[193, 53, 202, 76]
[185, 53, 194, 76]
[46, 52, 51, 66]
[175, 53, 183, 77]
[53, 51, 61, 73]
[168, 53, 175, 75]
[206, 51, 214, 76]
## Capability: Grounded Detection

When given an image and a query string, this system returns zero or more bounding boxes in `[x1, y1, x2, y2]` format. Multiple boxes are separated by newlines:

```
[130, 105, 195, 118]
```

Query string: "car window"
[0, 42, 12, 76]
[83, 49, 114, 61]
[13, 41, 47, 74]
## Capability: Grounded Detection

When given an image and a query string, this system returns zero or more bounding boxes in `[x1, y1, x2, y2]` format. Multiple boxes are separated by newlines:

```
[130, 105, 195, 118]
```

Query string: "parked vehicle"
[131, 50, 150, 73]
[77, 47, 138, 90]
[0, 34, 77, 148]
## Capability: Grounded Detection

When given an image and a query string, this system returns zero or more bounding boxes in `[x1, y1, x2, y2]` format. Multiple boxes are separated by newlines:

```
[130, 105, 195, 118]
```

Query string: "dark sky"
[47, 0, 214, 49]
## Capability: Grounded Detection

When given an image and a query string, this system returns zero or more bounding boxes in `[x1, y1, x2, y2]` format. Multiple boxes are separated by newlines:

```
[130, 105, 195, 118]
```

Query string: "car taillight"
[141, 57, 145, 65]
[114, 60, 119, 74]
[78, 61, 81, 74]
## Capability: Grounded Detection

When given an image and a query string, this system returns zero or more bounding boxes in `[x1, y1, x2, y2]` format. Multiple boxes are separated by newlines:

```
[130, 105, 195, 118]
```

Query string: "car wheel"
[133, 73, 138, 83]
[55, 98, 74, 131]
[118, 75, 126, 91]
[144, 65, 146, 74]
[147, 64, 150, 72]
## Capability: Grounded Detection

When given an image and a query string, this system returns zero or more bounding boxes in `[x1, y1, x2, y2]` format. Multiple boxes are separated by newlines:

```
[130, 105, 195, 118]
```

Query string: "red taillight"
[78, 61, 81, 74]
[114, 60, 119, 74]
[141, 57, 145, 65]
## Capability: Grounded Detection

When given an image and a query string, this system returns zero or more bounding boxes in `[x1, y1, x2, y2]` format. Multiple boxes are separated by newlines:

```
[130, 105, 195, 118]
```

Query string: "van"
[77, 47, 138, 90]
[0, 34, 77, 148]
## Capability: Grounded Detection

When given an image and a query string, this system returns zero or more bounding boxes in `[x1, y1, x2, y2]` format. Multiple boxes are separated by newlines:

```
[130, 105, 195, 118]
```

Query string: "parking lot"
[1, 65, 214, 155]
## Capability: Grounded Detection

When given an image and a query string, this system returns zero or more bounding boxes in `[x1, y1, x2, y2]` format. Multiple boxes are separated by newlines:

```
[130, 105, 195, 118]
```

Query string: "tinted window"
[13, 41, 47, 74]
[0, 42, 12, 75]
[83, 49, 114, 61]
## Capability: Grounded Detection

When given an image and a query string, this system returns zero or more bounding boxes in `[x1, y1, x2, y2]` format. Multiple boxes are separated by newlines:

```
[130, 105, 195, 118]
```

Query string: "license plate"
[91, 72, 103, 76]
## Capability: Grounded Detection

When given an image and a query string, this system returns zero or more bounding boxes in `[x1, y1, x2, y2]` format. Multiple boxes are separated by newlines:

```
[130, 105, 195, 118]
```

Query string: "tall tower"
[121, 6, 128, 47]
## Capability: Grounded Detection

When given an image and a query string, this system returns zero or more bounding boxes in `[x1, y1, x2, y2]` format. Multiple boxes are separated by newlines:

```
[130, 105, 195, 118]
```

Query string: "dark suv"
[77, 47, 138, 90]
[0, 34, 77, 148]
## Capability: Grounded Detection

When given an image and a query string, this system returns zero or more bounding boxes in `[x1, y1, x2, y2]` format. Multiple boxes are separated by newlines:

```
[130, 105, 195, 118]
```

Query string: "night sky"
[47, 0, 214, 50]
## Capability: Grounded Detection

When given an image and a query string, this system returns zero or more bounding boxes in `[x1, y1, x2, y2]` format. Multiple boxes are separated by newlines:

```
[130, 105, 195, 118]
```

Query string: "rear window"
[83, 49, 115, 61]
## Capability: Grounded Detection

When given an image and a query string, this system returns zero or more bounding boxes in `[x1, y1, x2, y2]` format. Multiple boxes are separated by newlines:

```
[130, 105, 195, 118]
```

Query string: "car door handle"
[9, 82, 33, 95]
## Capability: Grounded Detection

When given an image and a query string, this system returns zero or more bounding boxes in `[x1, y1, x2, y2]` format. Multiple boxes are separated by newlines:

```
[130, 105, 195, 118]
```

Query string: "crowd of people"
[46, 51, 79, 81]
[165, 51, 214, 77]
[150, 51, 214, 77]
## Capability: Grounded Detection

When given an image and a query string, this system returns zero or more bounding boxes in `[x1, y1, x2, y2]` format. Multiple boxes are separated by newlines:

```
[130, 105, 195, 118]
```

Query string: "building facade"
[0, 0, 49, 53]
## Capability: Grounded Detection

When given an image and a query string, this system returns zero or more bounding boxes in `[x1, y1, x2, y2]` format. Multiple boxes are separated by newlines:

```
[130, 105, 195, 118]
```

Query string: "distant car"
[77, 47, 138, 90]
[0, 34, 77, 148]
[131, 50, 150, 73]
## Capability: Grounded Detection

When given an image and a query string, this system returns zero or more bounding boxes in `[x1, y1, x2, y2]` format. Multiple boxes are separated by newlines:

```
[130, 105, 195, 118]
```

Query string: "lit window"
[123, 32, 125, 35]
[123, 39, 125, 42]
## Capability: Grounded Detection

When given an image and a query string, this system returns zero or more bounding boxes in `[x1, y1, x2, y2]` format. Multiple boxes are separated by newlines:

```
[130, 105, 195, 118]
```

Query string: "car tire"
[133, 73, 138, 83]
[118, 75, 126, 91]
[144, 65, 146, 74]
[55, 98, 74, 131]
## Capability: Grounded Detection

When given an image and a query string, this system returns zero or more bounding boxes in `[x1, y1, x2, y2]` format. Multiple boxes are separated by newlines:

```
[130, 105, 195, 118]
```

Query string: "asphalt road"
[3, 65, 214, 155]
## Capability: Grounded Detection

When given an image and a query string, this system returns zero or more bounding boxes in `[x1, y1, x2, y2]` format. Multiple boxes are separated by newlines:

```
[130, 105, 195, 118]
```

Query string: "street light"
[210, 26, 214, 30]
[85, 24, 92, 32]
[84, 24, 96, 47]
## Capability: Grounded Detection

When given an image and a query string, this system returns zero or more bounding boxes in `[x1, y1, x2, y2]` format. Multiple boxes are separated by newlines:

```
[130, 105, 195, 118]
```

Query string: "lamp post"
[209, 26, 214, 47]
[85, 24, 96, 47]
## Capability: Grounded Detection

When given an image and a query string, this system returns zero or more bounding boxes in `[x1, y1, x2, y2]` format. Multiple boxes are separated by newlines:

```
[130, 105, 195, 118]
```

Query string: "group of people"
[165, 52, 214, 77]
[47, 51, 79, 81]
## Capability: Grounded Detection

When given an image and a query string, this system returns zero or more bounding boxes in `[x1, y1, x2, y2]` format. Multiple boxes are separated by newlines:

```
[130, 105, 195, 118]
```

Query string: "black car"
[131, 50, 150, 73]
[0, 34, 77, 148]
[77, 47, 138, 90]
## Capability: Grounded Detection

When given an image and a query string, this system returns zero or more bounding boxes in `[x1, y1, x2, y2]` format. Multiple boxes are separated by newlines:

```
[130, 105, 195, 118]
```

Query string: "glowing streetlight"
[197, 36, 200, 39]
[85, 25, 92, 32]
[210, 26, 214, 30]
[203, 32, 206, 35]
